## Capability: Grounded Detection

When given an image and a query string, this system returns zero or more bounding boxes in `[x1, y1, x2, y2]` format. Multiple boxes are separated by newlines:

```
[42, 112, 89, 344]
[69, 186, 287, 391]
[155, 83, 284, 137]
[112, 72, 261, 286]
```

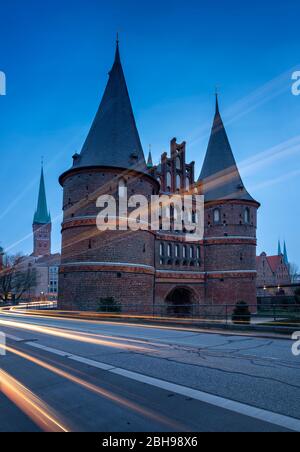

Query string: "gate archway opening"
[165, 287, 193, 317]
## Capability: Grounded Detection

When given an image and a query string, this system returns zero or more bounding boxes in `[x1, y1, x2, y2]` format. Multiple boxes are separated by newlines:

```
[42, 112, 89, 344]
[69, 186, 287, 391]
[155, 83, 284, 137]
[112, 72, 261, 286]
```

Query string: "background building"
[256, 241, 292, 297]
[21, 167, 60, 301]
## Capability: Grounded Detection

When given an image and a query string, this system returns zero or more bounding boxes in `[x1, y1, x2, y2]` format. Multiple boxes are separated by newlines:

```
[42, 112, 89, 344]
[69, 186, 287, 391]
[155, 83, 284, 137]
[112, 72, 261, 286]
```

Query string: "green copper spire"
[283, 241, 289, 265]
[147, 147, 153, 169]
[33, 166, 51, 225]
[278, 240, 282, 256]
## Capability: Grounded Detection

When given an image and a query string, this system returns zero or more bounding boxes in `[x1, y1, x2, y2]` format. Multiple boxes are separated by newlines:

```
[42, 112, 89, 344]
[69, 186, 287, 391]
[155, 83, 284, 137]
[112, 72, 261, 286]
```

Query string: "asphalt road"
[0, 311, 299, 432]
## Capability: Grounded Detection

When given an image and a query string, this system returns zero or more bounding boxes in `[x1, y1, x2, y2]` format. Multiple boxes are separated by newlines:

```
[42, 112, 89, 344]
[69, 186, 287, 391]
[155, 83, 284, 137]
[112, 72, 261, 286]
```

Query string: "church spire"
[278, 240, 282, 256]
[215, 91, 220, 115]
[73, 40, 147, 174]
[114, 33, 121, 64]
[147, 146, 153, 169]
[199, 96, 258, 203]
[33, 165, 51, 225]
[283, 241, 289, 265]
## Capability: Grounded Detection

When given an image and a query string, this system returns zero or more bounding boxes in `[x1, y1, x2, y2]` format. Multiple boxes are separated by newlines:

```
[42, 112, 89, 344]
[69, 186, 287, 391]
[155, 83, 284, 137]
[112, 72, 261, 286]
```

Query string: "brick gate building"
[58, 42, 260, 312]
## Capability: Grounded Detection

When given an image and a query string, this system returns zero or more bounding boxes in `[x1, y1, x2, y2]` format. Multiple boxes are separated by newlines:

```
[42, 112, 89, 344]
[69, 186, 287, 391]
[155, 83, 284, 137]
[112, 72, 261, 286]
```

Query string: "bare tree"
[289, 262, 299, 283]
[0, 255, 37, 304]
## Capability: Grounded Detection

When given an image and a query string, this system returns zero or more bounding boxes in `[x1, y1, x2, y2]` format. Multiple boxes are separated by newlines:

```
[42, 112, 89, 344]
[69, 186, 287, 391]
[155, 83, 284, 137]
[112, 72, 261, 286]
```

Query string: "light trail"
[0, 368, 69, 432]
[0, 310, 276, 341]
[0, 317, 156, 352]
[0, 343, 186, 431]
[12, 308, 245, 326]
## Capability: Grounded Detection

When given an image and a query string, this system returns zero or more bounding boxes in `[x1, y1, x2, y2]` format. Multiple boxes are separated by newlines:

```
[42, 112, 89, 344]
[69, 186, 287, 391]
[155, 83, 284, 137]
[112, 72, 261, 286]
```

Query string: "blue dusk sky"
[0, 0, 299, 264]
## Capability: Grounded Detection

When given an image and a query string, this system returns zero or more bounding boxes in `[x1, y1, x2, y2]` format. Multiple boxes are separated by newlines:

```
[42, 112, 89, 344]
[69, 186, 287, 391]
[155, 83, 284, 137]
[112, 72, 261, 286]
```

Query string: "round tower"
[199, 96, 260, 310]
[58, 42, 158, 311]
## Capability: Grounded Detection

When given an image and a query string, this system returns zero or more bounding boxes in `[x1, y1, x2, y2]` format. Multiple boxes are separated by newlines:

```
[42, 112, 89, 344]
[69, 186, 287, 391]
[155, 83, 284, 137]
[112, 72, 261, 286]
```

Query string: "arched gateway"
[165, 287, 193, 317]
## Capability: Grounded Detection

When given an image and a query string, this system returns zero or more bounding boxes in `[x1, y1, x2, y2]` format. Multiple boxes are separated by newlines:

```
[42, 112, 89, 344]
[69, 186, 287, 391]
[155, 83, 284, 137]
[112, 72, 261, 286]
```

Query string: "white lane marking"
[27, 342, 71, 357]
[5, 334, 24, 342]
[110, 368, 299, 432]
[5, 332, 300, 431]
[68, 355, 115, 371]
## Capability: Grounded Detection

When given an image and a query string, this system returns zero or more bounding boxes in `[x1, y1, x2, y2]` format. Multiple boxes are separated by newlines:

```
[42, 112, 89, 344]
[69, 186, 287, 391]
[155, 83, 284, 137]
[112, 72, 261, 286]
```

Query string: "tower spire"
[32, 164, 52, 257]
[70, 40, 147, 175]
[147, 145, 153, 169]
[114, 33, 121, 64]
[198, 96, 258, 204]
[283, 241, 289, 265]
[33, 165, 51, 225]
[278, 240, 282, 256]
[215, 87, 220, 115]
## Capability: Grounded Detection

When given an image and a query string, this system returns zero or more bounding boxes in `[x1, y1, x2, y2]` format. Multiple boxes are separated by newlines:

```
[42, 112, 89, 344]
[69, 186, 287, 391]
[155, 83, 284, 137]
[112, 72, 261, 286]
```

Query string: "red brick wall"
[203, 200, 258, 310]
[58, 166, 259, 313]
[59, 268, 155, 312]
[33, 223, 51, 257]
[58, 167, 158, 310]
[204, 274, 257, 311]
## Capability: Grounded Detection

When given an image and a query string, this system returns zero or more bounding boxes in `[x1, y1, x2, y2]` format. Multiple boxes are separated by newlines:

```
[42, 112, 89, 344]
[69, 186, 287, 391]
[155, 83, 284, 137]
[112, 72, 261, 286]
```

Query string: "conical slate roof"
[199, 96, 257, 203]
[73, 42, 147, 173]
[33, 167, 51, 225]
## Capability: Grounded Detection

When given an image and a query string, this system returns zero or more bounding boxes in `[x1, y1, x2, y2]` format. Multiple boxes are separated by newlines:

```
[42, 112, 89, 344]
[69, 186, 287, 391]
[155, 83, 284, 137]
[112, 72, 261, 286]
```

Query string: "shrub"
[97, 297, 122, 313]
[295, 289, 300, 305]
[232, 301, 251, 325]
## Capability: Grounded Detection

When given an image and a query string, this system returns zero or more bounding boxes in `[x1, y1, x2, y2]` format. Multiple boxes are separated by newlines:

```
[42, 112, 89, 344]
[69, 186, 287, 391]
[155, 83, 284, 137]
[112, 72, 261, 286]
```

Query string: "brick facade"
[32, 223, 52, 257]
[58, 144, 259, 312]
[58, 43, 260, 313]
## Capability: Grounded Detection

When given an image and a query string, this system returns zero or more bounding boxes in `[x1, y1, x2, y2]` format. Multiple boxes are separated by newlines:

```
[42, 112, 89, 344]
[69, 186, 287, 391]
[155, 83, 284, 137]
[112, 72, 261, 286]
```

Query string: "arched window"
[176, 175, 181, 190]
[186, 177, 190, 191]
[197, 247, 201, 260]
[213, 208, 221, 223]
[174, 206, 178, 221]
[167, 244, 172, 257]
[166, 172, 172, 191]
[175, 244, 180, 258]
[176, 157, 181, 170]
[183, 245, 187, 259]
[190, 247, 194, 259]
[118, 178, 126, 197]
[244, 207, 250, 224]
[159, 243, 164, 256]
